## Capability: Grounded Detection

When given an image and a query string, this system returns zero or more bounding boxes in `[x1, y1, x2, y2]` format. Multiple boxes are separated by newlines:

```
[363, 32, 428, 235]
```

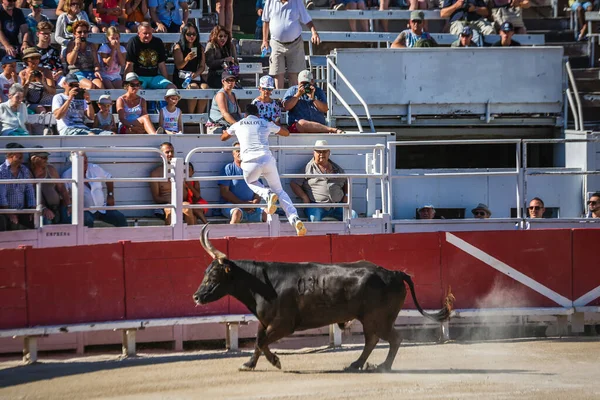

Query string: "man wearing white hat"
[221, 103, 307, 236]
[291, 139, 357, 222]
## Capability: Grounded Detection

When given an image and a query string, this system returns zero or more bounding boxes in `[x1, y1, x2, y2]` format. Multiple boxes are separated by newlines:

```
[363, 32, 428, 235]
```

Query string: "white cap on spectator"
[259, 75, 275, 90]
[298, 70, 313, 84]
[125, 72, 140, 82]
[314, 139, 329, 150]
[98, 95, 112, 104]
[164, 88, 181, 99]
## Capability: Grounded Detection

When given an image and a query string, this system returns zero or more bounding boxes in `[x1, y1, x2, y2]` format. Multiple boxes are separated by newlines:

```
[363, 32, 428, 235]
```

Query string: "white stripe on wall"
[574, 285, 600, 307]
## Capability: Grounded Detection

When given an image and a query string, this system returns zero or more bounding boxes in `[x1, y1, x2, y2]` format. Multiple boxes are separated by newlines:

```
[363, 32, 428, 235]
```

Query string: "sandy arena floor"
[1, 337, 599, 400]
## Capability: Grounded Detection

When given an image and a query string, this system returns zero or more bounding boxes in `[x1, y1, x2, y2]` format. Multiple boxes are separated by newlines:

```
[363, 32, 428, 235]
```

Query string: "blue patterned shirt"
[0, 159, 35, 209]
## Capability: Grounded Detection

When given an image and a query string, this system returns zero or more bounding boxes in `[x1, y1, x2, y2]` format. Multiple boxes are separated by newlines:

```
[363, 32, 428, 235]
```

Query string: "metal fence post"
[171, 158, 184, 240]
[71, 151, 85, 244]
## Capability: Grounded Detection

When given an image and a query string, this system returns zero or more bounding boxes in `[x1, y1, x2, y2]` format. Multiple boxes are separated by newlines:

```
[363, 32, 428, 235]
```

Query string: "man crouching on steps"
[221, 103, 307, 236]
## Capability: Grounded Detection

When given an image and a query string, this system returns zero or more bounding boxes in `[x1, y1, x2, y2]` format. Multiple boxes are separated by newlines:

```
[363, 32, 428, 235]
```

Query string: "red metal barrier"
[330, 233, 443, 309]
[26, 244, 126, 325]
[227, 235, 332, 314]
[572, 229, 600, 307]
[0, 248, 27, 329]
[123, 239, 229, 319]
[442, 230, 573, 309]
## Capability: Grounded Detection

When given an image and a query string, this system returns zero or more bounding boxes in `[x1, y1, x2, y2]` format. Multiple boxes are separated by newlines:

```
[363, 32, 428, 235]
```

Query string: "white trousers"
[242, 154, 299, 225]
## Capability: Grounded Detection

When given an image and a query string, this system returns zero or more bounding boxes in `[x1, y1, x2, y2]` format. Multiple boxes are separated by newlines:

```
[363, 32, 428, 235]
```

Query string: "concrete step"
[568, 56, 592, 69]
[574, 78, 600, 92]
[530, 29, 575, 42]
[548, 41, 588, 56]
[524, 17, 571, 31]
[572, 67, 600, 79]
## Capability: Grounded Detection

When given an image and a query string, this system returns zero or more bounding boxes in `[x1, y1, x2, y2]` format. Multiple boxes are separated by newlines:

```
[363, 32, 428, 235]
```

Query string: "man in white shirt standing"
[261, 0, 321, 89]
[221, 103, 307, 236]
[62, 151, 128, 228]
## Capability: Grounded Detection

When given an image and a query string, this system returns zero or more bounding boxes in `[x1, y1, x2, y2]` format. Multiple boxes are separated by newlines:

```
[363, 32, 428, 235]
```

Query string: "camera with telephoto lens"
[75, 88, 85, 100]
[303, 83, 312, 94]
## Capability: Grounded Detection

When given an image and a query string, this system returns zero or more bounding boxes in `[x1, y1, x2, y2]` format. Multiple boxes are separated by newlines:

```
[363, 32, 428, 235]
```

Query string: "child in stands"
[96, 0, 126, 32]
[159, 89, 183, 134]
[98, 27, 126, 89]
[93, 95, 118, 133]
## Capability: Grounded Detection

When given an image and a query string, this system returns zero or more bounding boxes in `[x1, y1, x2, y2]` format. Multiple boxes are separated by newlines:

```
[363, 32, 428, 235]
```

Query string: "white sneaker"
[294, 218, 307, 236]
[156, 127, 165, 135]
[267, 193, 278, 215]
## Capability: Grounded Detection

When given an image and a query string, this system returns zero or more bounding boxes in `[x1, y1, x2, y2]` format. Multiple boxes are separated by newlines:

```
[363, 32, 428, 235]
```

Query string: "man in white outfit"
[220, 103, 307, 236]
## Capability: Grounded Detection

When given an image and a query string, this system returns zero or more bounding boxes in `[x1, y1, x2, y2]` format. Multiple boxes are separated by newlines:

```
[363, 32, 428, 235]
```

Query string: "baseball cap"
[314, 139, 329, 150]
[98, 94, 113, 104]
[64, 73, 79, 84]
[461, 26, 473, 36]
[298, 70, 313, 83]
[221, 70, 238, 81]
[0, 55, 18, 66]
[500, 21, 514, 32]
[31, 145, 50, 158]
[410, 10, 424, 21]
[125, 72, 140, 82]
[418, 204, 435, 211]
[259, 75, 275, 90]
[6, 143, 24, 149]
[164, 88, 181, 98]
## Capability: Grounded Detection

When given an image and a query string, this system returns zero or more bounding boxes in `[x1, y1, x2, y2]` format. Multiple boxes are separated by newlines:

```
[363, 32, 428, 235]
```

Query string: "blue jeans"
[222, 207, 264, 223]
[62, 209, 127, 227]
[304, 207, 357, 222]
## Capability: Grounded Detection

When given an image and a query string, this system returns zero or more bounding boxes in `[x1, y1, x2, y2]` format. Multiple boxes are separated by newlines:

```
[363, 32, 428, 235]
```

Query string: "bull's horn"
[200, 224, 227, 263]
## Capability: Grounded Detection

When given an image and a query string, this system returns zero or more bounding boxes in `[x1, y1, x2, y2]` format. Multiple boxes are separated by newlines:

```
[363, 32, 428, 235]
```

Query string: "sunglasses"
[128, 83, 141, 87]
[473, 211, 486, 217]
[260, 87, 273, 91]
[185, 32, 197, 37]
[588, 201, 598, 206]
[528, 206, 542, 211]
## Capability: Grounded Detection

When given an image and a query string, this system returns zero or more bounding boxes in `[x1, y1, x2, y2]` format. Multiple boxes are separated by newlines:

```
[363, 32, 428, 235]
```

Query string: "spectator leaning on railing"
[0, 142, 35, 230]
[283, 70, 344, 134]
[290, 139, 357, 222]
[261, 0, 321, 89]
[0, 84, 30, 136]
[62, 151, 128, 228]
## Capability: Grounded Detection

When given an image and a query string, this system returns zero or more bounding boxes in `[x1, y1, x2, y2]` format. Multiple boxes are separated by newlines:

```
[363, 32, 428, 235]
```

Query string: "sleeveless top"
[209, 89, 240, 127]
[119, 95, 143, 129]
[172, 44, 203, 88]
[400, 29, 433, 48]
[68, 44, 95, 73]
[40, 167, 61, 207]
[161, 106, 181, 132]
[96, 111, 114, 128]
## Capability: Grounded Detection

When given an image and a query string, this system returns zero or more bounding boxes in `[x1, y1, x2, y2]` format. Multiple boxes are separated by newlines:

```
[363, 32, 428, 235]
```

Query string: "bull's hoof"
[345, 361, 363, 371]
[271, 355, 282, 370]
[375, 364, 391, 373]
[239, 362, 256, 371]
[364, 362, 378, 372]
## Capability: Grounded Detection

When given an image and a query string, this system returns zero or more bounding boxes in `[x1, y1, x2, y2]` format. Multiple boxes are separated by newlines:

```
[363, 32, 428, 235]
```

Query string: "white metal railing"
[565, 61, 584, 131]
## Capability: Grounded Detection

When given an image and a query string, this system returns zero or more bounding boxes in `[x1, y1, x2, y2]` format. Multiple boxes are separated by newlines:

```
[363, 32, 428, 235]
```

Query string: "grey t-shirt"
[297, 158, 346, 204]
[51, 93, 88, 134]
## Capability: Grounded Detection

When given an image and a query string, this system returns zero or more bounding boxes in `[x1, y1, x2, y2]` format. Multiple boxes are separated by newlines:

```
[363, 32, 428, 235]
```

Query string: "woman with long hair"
[173, 23, 209, 113]
[65, 20, 104, 89]
[207, 70, 241, 134]
[205, 25, 238, 89]
[116, 73, 164, 134]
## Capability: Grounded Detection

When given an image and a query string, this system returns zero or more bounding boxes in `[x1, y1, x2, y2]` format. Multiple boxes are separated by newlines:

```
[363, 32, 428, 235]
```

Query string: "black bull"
[193, 226, 455, 372]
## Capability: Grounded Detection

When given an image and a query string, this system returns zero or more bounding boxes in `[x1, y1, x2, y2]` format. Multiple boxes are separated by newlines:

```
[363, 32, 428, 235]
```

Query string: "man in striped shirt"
[0, 142, 35, 231]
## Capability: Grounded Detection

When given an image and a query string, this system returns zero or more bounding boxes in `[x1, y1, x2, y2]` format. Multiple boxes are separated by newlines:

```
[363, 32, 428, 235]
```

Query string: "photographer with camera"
[52, 74, 114, 135]
[282, 70, 344, 134]
[65, 20, 104, 89]
[440, 0, 494, 46]
[19, 47, 56, 115]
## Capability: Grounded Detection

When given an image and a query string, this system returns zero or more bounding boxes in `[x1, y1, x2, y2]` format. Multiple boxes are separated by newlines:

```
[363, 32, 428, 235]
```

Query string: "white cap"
[259, 75, 275, 90]
[314, 139, 329, 150]
[298, 69, 313, 83]
[125, 72, 140, 82]
[98, 94, 112, 104]
[165, 88, 181, 98]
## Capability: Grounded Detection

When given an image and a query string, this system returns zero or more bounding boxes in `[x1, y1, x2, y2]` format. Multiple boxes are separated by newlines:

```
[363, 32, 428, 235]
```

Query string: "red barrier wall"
[123, 239, 229, 319]
[0, 248, 27, 329]
[572, 229, 600, 307]
[330, 233, 442, 309]
[26, 244, 126, 325]
[227, 235, 332, 314]
[441, 230, 573, 309]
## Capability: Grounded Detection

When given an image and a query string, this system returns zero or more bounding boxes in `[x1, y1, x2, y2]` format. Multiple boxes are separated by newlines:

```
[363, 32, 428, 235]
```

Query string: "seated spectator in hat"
[218, 141, 267, 224]
[159, 89, 183, 135]
[283, 70, 344, 134]
[62, 151, 128, 228]
[417, 204, 436, 219]
[124, 0, 148, 33]
[0, 0, 29, 58]
[93, 94, 118, 133]
[207, 70, 242, 134]
[55, 0, 93, 52]
[0, 84, 30, 136]
[471, 203, 491, 219]
[65, 20, 104, 89]
[124, 22, 177, 90]
[527, 197, 545, 218]
[587, 192, 600, 218]
[451, 26, 478, 47]
[96, 0, 126, 33]
[28, 146, 71, 225]
[391, 11, 437, 48]
[19, 47, 56, 115]
[25, 0, 49, 46]
[52, 74, 115, 135]
[489, 0, 528, 34]
[0, 55, 18, 102]
[98, 27, 126, 89]
[492, 21, 521, 46]
[149, 0, 189, 33]
[0, 143, 35, 230]
[252, 75, 282, 123]
[441, 0, 494, 46]
[116, 72, 164, 134]
[205, 25, 238, 89]
[173, 22, 209, 113]
[150, 142, 201, 225]
[35, 22, 64, 81]
[290, 139, 357, 222]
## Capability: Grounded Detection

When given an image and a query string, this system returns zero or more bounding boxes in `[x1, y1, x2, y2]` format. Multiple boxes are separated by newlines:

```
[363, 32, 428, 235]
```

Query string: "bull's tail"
[399, 272, 455, 322]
